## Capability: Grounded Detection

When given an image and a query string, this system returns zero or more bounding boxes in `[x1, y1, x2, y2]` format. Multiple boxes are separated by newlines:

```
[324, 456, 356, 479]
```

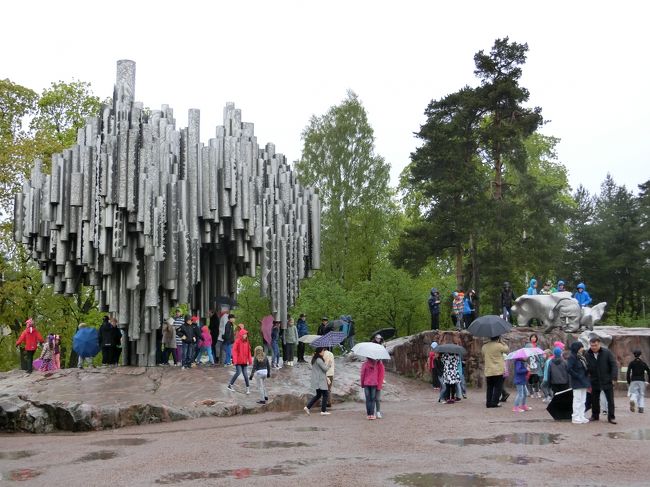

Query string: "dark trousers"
[297, 341, 306, 362]
[161, 347, 177, 364]
[430, 313, 439, 330]
[486, 375, 504, 407]
[591, 386, 615, 420]
[101, 345, 112, 365]
[25, 350, 35, 373]
[306, 389, 329, 412]
[364, 386, 377, 415]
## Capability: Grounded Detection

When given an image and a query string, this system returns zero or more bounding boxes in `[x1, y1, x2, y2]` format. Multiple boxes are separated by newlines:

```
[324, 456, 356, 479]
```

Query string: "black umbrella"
[467, 315, 512, 338]
[370, 328, 396, 342]
[434, 344, 466, 355]
[546, 388, 573, 420]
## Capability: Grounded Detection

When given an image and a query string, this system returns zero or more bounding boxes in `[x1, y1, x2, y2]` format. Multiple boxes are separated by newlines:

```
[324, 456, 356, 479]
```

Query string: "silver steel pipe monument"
[14, 60, 321, 365]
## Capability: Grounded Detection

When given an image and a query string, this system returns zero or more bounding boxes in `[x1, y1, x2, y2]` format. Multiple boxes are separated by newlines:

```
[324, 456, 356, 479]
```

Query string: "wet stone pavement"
[1, 374, 649, 486]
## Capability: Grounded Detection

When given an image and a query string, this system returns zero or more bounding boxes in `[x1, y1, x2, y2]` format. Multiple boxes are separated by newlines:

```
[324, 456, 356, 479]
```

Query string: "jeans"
[255, 374, 267, 401]
[229, 365, 249, 387]
[224, 343, 233, 365]
[195, 346, 215, 364]
[271, 340, 280, 366]
[438, 378, 447, 401]
[591, 386, 615, 420]
[375, 389, 382, 413]
[572, 388, 588, 422]
[514, 384, 527, 408]
[503, 306, 512, 323]
[456, 373, 467, 397]
[364, 386, 378, 415]
[77, 356, 93, 368]
[182, 343, 194, 367]
[629, 380, 646, 409]
[486, 375, 504, 407]
[306, 389, 329, 412]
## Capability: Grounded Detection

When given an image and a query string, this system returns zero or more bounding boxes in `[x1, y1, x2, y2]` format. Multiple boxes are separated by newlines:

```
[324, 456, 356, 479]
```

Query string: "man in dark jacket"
[586, 337, 618, 423]
[99, 315, 114, 366]
[177, 314, 197, 369]
[501, 282, 516, 324]
[428, 288, 441, 330]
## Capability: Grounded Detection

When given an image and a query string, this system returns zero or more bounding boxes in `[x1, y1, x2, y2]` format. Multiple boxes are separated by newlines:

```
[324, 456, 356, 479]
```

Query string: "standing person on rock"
[110, 318, 123, 366]
[161, 317, 177, 365]
[177, 314, 197, 369]
[428, 288, 441, 330]
[284, 317, 298, 366]
[451, 292, 464, 330]
[99, 316, 114, 366]
[16, 318, 44, 374]
[627, 350, 650, 413]
[304, 347, 331, 416]
[527, 278, 538, 295]
[173, 309, 185, 366]
[317, 317, 329, 336]
[586, 337, 618, 424]
[501, 282, 517, 324]
[482, 336, 509, 408]
[227, 327, 252, 394]
[195, 321, 215, 365]
[360, 357, 385, 420]
[463, 290, 478, 326]
[222, 315, 236, 366]
[567, 341, 590, 424]
[271, 320, 281, 368]
[296, 314, 308, 363]
[574, 283, 592, 308]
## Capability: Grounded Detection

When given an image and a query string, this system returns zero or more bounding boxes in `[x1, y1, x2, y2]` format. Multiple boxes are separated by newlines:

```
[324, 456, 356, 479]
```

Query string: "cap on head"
[191, 316, 199, 323]
[633, 350, 642, 357]
[431, 341, 438, 350]
[553, 347, 562, 358]
[321, 316, 328, 321]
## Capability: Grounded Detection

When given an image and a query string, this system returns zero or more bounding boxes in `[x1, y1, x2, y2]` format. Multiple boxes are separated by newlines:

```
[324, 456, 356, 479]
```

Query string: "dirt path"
[1, 377, 648, 486]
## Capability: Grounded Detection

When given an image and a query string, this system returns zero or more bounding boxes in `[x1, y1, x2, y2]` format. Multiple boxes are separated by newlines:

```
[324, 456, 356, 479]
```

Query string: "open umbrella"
[299, 334, 320, 344]
[467, 315, 512, 337]
[261, 315, 273, 345]
[546, 388, 573, 420]
[506, 347, 545, 361]
[351, 342, 391, 360]
[434, 344, 466, 355]
[327, 319, 345, 331]
[73, 327, 100, 358]
[369, 328, 396, 342]
[311, 331, 347, 348]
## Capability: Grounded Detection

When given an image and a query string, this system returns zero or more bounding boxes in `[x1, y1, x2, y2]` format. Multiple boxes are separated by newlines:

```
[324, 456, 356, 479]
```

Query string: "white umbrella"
[299, 334, 320, 344]
[351, 342, 391, 360]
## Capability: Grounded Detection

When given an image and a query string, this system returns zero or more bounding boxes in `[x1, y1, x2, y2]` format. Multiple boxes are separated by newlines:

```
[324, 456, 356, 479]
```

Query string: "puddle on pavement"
[439, 433, 562, 446]
[75, 450, 118, 462]
[392, 472, 522, 486]
[604, 429, 650, 440]
[240, 441, 310, 449]
[90, 438, 148, 446]
[3, 468, 42, 481]
[294, 426, 326, 432]
[0, 451, 35, 460]
[483, 455, 550, 465]
[155, 467, 295, 483]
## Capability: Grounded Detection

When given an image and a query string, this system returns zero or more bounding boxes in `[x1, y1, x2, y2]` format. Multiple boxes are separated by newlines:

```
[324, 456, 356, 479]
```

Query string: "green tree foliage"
[235, 275, 272, 346]
[297, 91, 395, 287]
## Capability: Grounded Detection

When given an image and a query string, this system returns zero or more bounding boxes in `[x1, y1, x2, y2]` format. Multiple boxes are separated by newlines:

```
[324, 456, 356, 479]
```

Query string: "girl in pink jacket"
[195, 325, 215, 365]
[360, 358, 385, 420]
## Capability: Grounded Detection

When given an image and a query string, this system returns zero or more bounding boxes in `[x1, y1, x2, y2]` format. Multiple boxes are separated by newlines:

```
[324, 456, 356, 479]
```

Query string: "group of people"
[428, 288, 478, 331]
[479, 332, 649, 425]
[98, 316, 123, 366]
[15, 319, 61, 373]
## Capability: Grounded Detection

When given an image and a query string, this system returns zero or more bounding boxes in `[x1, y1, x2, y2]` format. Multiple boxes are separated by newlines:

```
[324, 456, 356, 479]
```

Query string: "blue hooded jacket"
[566, 341, 590, 389]
[574, 283, 592, 307]
[527, 278, 538, 295]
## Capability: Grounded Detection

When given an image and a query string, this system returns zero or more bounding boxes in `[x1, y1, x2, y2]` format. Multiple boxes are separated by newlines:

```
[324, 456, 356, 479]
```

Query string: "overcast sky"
[3, 0, 648, 195]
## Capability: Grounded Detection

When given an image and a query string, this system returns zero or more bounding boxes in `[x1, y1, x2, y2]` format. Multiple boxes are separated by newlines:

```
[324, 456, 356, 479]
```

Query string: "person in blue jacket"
[463, 290, 477, 328]
[296, 313, 309, 363]
[574, 283, 592, 307]
[527, 278, 538, 295]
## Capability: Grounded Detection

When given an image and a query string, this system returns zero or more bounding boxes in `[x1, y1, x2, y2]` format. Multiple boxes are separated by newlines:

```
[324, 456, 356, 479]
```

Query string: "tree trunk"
[455, 244, 464, 290]
[471, 236, 480, 315]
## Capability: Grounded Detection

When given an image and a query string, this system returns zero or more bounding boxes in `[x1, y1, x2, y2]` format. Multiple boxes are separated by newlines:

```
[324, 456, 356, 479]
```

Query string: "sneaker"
[264, 396, 268, 401]
[320, 411, 331, 416]
[523, 406, 533, 411]
[303, 406, 310, 416]
[257, 400, 266, 404]
[512, 406, 522, 412]
[368, 415, 376, 420]
[246, 387, 250, 395]
[630, 400, 636, 413]
[227, 384, 234, 391]
[639, 407, 644, 413]
[376, 412, 383, 419]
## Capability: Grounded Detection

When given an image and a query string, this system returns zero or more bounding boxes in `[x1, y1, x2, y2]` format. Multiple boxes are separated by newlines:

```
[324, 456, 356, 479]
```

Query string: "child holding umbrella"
[360, 356, 385, 420]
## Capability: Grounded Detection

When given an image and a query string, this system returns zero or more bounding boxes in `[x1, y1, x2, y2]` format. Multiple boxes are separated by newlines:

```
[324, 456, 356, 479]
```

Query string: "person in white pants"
[567, 341, 590, 424]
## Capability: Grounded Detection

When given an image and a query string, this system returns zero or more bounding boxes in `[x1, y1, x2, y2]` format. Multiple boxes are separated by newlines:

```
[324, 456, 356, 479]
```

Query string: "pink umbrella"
[261, 315, 274, 345]
[506, 347, 545, 361]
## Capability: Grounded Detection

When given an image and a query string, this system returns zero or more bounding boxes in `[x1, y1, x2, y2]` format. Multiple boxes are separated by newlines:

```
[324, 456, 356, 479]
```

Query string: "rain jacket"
[310, 357, 331, 390]
[284, 324, 298, 344]
[162, 321, 177, 349]
[360, 359, 385, 390]
[296, 317, 308, 337]
[548, 357, 569, 385]
[627, 357, 650, 383]
[16, 325, 44, 351]
[501, 286, 516, 308]
[99, 318, 114, 346]
[527, 279, 538, 295]
[586, 346, 618, 388]
[481, 340, 509, 377]
[428, 289, 441, 315]
[514, 360, 528, 385]
[199, 325, 212, 347]
[574, 283, 592, 307]
[567, 342, 590, 389]
[231, 329, 252, 366]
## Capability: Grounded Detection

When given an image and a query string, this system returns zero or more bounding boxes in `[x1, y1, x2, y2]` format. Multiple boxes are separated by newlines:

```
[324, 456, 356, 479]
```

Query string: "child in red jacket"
[16, 318, 44, 374]
[360, 358, 385, 420]
[227, 328, 253, 394]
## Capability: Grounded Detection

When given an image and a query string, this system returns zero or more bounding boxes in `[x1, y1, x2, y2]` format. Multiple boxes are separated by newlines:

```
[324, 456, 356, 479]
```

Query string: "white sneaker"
[320, 411, 331, 416]
[227, 384, 234, 391]
[376, 412, 383, 419]
[246, 387, 250, 395]
[303, 406, 310, 416]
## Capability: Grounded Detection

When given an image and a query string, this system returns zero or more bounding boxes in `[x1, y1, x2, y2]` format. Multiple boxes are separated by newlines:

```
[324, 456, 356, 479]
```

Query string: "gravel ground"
[1, 375, 648, 486]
